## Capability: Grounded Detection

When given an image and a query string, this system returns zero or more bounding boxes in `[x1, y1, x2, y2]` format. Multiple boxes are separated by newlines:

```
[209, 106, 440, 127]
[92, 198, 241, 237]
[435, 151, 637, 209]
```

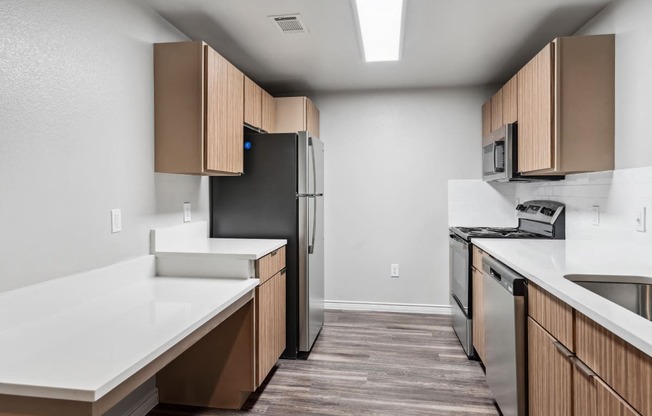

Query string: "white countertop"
[0, 256, 258, 402]
[154, 238, 287, 260]
[472, 239, 652, 356]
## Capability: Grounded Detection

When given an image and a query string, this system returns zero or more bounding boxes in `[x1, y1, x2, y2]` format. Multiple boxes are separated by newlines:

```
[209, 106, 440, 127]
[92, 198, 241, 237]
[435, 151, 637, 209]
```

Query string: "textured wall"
[0, 0, 209, 293]
[312, 87, 491, 308]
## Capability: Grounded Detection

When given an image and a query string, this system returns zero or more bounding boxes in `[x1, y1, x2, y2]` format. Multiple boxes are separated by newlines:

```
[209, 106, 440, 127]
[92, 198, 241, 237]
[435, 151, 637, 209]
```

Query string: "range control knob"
[516, 204, 526, 212]
[541, 208, 555, 216]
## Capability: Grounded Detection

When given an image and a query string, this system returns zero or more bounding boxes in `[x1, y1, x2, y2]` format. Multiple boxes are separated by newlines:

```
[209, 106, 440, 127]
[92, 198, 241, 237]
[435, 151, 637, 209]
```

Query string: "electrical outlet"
[390, 264, 399, 278]
[183, 202, 191, 223]
[592, 205, 600, 226]
[111, 209, 122, 233]
[635, 207, 647, 232]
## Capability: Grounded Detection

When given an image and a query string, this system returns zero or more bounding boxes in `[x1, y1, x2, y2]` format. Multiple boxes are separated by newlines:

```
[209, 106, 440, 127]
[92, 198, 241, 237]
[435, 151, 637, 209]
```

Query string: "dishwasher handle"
[482, 255, 526, 296]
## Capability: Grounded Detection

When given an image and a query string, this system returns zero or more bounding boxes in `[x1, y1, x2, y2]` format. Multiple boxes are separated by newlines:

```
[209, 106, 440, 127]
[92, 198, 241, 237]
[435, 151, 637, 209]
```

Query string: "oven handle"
[493, 142, 500, 173]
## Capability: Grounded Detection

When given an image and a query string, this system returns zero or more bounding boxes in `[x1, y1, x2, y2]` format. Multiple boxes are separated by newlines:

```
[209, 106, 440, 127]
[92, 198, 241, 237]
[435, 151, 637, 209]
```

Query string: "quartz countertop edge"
[472, 239, 652, 357]
[155, 238, 287, 260]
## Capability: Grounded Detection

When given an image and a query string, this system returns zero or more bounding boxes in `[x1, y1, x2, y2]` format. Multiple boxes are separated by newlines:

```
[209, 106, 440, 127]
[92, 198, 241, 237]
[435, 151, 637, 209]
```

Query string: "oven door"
[449, 234, 470, 313]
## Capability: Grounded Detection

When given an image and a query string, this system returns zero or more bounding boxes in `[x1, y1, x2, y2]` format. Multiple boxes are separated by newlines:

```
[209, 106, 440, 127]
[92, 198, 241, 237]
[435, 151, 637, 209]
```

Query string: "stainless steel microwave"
[482, 124, 515, 182]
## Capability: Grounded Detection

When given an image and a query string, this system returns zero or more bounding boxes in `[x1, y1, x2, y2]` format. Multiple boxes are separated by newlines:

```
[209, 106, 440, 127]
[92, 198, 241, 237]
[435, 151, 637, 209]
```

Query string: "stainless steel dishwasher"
[482, 256, 527, 416]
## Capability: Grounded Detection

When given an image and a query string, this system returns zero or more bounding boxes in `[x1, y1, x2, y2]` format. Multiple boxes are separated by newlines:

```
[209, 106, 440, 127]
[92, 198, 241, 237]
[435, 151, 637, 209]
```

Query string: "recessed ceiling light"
[353, 0, 405, 62]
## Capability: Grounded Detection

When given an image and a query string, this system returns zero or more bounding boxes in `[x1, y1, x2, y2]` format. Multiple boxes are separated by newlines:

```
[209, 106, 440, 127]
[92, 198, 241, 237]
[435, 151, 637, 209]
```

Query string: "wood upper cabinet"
[481, 100, 492, 143]
[276, 96, 320, 138]
[502, 75, 518, 124]
[528, 317, 573, 416]
[517, 34, 615, 175]
[490, 89, 503, 131]
[154, 41, 243, 175]
[261, 89, 277, 133]
[244, 76, 262, 130]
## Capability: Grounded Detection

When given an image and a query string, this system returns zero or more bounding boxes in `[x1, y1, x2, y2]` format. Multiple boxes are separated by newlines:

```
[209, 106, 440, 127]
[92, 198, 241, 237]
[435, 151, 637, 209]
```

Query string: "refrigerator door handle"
[309, 137, 317, 195]
[309, 195, 316, 254]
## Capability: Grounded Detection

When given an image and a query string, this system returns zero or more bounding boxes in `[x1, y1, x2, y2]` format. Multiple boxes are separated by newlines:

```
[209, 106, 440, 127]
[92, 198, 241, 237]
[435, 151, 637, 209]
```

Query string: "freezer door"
[298, 132, 324, 196]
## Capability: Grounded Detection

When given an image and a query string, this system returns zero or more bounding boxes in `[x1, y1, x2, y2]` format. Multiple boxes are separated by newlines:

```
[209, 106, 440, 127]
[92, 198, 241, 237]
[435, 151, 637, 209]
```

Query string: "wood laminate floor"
[148, 310, 498, 416]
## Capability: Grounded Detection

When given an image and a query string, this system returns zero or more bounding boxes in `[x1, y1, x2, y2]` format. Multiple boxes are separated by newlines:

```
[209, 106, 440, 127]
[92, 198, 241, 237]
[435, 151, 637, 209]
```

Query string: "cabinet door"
[503, 75, 517, 124]
[244, 76, 262, 129]
[261, 90, 277, 133]
[490, 89, 503, 131]
[517, 43, 554, 173]
[471, 267, 485, 361]
[205, 47, 244, 174]
[255, 270, 286, 387]
[306, 98, 320, 138]
[574, 358, 641, 416]
[528, 317, 573, 416]
[481, 100, 492, 142]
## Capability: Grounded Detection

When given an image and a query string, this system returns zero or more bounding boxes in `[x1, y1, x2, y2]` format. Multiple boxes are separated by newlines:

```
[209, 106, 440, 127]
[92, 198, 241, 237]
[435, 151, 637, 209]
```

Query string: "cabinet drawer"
[573, 355, 641, 416]
[472, 245, 484, 271]
[528, 283, 574, 351]
[576, 312, 652, 416]
[255, 246, 286, 284]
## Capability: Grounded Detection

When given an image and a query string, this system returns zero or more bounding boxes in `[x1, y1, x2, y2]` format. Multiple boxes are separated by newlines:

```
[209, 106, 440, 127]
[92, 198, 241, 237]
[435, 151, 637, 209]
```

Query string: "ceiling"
[145, 0, 613, 94]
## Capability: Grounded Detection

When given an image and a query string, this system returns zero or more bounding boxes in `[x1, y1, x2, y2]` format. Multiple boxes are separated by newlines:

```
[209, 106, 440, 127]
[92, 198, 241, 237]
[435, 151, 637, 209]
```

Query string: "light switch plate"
[183, 202, 191, 223]
[111, 209, 122, 233]
[592, 205, 600, 226]
[636, 207, 646, 232]
[390, 264, 399, 278]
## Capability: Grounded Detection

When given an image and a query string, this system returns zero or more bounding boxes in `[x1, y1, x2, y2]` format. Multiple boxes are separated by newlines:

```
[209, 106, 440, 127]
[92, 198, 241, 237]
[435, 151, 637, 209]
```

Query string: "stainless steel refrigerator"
[210, 131, 324, 358]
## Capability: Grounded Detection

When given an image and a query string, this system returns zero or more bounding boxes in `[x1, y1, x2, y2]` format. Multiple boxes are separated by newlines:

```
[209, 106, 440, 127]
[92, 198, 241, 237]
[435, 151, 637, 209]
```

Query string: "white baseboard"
[124, 388, 159, 416]
[324, 300, 451, 315]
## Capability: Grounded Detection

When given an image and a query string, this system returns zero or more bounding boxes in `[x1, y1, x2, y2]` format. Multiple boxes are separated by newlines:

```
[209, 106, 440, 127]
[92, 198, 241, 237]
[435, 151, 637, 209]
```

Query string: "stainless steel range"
[448, 200, 565, 358]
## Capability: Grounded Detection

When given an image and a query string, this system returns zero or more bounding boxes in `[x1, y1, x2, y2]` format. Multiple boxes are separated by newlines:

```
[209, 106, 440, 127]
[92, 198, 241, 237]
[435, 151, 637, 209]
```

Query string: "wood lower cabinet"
[472, 267, 485, 360]
[154, 41, 244, 175]
[254, 246, 287, 388]
[276, 96, 320, 138]
[527, 284, 650, 416]
[528, 317, 573, 416]
[528, 282, 574, 350]
[471, 245, 486, 360]
[255, 270, 286, 387]
[573, 357, 640, 416]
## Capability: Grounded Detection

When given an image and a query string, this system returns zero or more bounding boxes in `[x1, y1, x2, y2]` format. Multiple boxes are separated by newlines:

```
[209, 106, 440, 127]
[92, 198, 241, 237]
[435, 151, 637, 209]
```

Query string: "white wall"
[312, 88, 492, 309]
[0, 0, 209, 294]
[577, 0, 652, 169]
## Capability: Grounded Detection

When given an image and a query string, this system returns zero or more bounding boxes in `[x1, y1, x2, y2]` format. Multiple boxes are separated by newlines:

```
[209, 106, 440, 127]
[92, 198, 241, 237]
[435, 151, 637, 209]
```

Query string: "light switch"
[183, 202, 191, 223]
[111, 209, 122, 233]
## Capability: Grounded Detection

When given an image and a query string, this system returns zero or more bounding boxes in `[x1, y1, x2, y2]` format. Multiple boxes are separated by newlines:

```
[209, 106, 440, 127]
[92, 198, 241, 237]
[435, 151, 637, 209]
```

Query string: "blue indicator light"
[244, 141, 252, 150]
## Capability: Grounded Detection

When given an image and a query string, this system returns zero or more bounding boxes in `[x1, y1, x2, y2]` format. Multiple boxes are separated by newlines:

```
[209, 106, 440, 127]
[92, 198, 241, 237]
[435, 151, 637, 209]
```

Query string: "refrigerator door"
[210, 132, 301, 358]
[298, 133, 325, 352]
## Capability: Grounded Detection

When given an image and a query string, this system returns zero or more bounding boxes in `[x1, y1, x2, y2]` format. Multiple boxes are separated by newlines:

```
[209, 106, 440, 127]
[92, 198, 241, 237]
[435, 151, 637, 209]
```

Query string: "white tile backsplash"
[515, 166, 652, 242]
[449, 167, 652, 243]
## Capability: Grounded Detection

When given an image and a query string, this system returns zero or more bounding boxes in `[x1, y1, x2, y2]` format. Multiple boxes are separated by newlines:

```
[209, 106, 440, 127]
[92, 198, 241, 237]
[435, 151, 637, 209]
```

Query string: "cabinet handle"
[573, 358, 596, 379]
[271, 250, 278, 257]
[553, 341, 574, 359]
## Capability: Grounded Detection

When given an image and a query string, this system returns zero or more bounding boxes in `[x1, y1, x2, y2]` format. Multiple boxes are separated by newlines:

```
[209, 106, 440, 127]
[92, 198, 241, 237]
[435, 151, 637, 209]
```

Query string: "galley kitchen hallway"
[148, 310, 498, 416]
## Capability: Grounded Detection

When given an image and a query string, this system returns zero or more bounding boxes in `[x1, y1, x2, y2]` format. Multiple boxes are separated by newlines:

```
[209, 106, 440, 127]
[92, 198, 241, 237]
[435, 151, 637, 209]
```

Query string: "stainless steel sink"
[564, 274, 652, 321]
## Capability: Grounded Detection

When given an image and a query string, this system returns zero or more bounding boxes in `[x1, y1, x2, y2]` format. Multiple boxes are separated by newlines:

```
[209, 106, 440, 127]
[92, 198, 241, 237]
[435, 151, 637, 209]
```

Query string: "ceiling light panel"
[353, 0, 405, 62]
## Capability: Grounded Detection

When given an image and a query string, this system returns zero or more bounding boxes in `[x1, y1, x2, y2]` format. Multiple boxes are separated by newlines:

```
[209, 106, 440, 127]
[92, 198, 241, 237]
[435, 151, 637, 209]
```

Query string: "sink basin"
[564, 274, 652, 321]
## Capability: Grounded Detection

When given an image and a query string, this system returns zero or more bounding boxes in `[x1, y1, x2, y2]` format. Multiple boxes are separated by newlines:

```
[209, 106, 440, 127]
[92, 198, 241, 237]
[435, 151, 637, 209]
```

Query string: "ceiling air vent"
[268, 14, 309, 34]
